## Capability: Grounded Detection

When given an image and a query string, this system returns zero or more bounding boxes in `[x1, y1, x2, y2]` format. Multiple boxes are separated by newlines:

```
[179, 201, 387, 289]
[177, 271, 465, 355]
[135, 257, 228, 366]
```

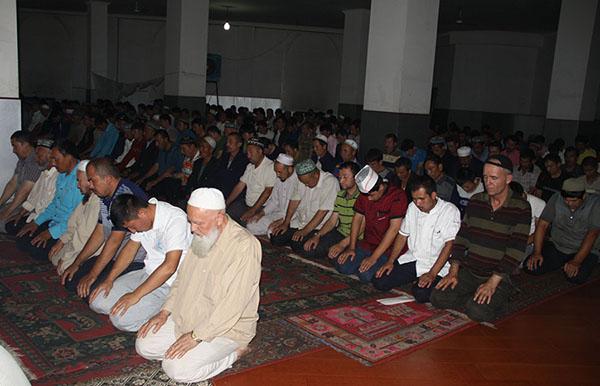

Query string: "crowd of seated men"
[2, 97, 598, 382]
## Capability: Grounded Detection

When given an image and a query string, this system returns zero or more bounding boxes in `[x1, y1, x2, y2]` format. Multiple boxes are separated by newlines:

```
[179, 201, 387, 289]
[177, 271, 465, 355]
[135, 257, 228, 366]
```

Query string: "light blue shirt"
[401, 147, 426, 175]
[90, 123, 119, 158]
[35, 161, 84, 239]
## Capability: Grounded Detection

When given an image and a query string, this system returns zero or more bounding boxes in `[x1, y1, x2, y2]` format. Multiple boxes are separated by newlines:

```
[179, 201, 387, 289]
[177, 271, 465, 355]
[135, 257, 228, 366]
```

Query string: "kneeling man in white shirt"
[373, 175, 461, 303]
[89, 194, 191, 331]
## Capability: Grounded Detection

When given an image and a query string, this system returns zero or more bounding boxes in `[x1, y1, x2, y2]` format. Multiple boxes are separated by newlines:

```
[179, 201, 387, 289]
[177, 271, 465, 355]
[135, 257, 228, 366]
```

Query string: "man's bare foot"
[235, 347, 250, 359]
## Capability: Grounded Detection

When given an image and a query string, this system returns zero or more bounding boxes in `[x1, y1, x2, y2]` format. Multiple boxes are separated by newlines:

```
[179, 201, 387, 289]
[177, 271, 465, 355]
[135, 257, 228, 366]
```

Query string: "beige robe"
[162, 216, 261, 349]
[52, 193, 103, 273]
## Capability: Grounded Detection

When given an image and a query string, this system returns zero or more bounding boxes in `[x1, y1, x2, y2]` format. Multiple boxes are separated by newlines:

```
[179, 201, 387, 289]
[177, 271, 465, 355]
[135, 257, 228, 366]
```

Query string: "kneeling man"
[430, 156, 531, 322]
[372, 175, 461, 303]
[89, 194, 191, 331]
[136, 188, 262, 383]
[524, 178, 600, 284]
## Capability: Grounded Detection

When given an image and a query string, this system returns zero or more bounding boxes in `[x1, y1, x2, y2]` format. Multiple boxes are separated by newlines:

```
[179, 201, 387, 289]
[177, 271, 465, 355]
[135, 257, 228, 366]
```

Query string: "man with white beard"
[136, 188, 262, 383]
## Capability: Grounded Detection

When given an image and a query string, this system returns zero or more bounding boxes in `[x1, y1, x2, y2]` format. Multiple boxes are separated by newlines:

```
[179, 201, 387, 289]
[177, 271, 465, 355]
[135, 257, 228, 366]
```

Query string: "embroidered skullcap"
[457, 146, 472, 157]
[485, 155, 513, 172]
[562, 178, 585, 192]
[355, 165, 379, 194]
[314, 134, 328, 144]
[188, 188, 226, 210]
[144, 121, 159, 131]
[344, 139, 358, 151]
[180, 136, 196, 145]
[36, 138, 54, 148]
[276, 153, 294, 166]
[77, 159, 90, 172]
[247, 138, 265, 149]
[296, 159, 317, 176]
[201, 136, 217, 149]
[429, 136, 445, 145]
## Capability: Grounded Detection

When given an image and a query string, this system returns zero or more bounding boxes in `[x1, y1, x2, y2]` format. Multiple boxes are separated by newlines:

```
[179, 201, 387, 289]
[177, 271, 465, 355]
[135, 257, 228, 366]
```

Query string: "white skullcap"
[314, 134, 328, 144]
[344, 139, 358, 151]
[276, 153, 294, 166]
[457, 146, 472, 157]
[202, 136, 217, 149]
[152, 114, 160, 121]
[41, 104, 50, 110]
[77, 159, 90, 172]
[188, 188, 225, 210]
[355, 165, 379, 194]
[65, 108, 74, 115]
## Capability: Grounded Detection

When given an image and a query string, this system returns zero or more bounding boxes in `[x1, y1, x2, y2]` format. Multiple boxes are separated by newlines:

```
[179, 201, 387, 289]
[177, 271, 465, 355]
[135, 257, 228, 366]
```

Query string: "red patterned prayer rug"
[0, 239, 382, 384]
[287, 299, 473, 365]
[286, 265, 600, 366]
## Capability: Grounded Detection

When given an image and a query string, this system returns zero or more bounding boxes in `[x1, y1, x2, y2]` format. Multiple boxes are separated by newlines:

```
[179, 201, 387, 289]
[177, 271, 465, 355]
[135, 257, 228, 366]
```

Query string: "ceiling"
[17, 0, 562, 33]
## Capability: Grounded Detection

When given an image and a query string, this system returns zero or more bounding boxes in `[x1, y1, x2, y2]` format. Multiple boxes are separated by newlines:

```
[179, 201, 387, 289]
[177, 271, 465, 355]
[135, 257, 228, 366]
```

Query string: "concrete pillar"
[545, 0, 600, 145]
[360, 0, 439, 157]
[0, 0, 21, 186]
[338, 9, 370, 120]
[164, 0, 209, 110]
[89, 0, 108, 101]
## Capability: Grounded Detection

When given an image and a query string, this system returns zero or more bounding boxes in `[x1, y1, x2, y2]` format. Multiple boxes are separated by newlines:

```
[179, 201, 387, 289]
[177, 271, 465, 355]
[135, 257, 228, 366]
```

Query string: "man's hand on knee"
[90, 280, 113, 304]
[77, 273, 98, 298]
[165, 332, 199, 360]
[526, 253, 544, 271]
[110, 292, 142, 317]
[473, 274, 502, 305]
[138, 309, 170, 339]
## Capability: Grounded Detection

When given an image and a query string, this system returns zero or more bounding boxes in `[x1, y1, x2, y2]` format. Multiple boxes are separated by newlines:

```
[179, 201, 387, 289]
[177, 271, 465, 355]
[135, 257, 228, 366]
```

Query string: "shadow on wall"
[282, 33, 342, 112]
[18, 13, 79, 100]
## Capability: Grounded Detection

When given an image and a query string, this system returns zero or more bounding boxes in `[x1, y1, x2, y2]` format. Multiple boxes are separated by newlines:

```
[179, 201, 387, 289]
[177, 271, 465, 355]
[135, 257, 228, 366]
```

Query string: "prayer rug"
[287, 299, 473, 365]
[286, 266, 600, 366]
[0, 239, 381, 384]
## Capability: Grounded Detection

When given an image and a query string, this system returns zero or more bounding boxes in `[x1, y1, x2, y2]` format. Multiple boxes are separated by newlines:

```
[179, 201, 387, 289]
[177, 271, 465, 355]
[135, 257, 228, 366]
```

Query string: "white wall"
[434, 31, 552, 115]
[207, 23, 342, 111]
[432, 31, 556, 134]
[17, 10, 343, 112]
[1, 0, 21, 187]
[18, 10, 88, 101]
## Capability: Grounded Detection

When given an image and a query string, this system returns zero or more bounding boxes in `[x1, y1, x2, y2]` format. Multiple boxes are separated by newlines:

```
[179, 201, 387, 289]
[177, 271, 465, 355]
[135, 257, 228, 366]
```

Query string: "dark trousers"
[148, 178, 184, 204]
[16, 221, 58, 261]
[296, 230, 345, 260]
[64, 255, 144, 304]
[331, 246, 389, 284]
[269, 227, 305, 251]
[430, 267, 515, 322]
[5, 216, 27, 236]
[139, 173, 158, 191]
[371, 261, 442, 303]
[227, 200, 252, 227]
[523, 240, 598, 284]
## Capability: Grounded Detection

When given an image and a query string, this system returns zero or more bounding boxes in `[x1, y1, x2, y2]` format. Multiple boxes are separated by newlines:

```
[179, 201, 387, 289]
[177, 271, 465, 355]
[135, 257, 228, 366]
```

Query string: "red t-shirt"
[354, 185, 408, 255]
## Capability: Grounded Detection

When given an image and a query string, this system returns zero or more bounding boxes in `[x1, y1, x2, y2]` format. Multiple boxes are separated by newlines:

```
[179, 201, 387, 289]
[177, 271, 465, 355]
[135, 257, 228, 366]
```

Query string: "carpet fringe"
[279, 320, 375, 366]
[0, 337, 38, 381]
[283, 251, 407, 295]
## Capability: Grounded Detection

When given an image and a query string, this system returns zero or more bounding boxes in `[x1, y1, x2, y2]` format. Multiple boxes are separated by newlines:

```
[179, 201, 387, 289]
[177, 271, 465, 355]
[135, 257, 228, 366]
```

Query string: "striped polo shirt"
[450, 188, 531, 285]
[333, 188, 361, 238]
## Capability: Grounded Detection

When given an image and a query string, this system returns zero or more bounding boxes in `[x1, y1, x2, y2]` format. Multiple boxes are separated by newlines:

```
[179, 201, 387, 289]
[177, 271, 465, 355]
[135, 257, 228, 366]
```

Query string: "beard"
[190, 227, 220, 258]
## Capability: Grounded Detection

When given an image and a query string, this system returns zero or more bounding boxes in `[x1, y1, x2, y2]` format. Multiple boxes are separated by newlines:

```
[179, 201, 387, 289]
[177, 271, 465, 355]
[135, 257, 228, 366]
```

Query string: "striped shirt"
[333, 188, 361, 238]
[99, 178, 148, 263]
[15, 151, 41, 188]
[450, 188, 531, 285]
[182, 151, 200, 183]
